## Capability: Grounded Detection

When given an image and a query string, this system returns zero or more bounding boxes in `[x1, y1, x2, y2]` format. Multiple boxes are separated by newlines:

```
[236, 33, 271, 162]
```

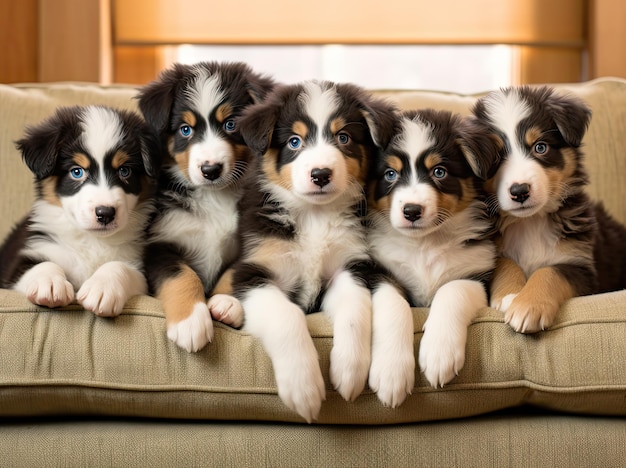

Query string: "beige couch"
[1, 78, 625, 466]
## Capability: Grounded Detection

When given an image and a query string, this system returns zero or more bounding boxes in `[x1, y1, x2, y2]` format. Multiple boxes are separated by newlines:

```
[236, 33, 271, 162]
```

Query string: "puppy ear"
[458, 117, 503, 180]
[238, 89, 286, 155]
[545, 89, 592, 147]
[15, 107, 77, 180]
[137, 63, 190, 134]
[361, 97, 399, 149]
[140, 124, 163, 178]
[246, 72, 276, 104]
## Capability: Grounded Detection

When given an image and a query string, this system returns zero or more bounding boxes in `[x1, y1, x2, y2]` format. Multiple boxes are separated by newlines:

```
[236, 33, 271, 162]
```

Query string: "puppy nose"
[95, 206, 116, 225]
[509, 183, 531, 203]
[201, 163, 223, 181]
[311, 168, 332, 187]
[403, 203, 423, 222]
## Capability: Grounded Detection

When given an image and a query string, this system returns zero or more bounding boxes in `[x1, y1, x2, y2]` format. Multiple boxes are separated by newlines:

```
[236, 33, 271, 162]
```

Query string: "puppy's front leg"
[369, 281, 415, 408]
[15, 261, 75, 308]
[322, 269, 372, 403]
[419, 279, 486, 388]
[243, 284, 325, 423]
[77, 261, 147, 317]
[490, 257, 526, 311]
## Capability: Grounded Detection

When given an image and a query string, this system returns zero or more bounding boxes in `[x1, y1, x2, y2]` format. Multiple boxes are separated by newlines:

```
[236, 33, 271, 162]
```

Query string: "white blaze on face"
[185, 70, 233, 186]
[62, 106, 135, 234]
[389, 117, 439, 233]
[291, 82, 348, 203]
[483, 91, 548, 216]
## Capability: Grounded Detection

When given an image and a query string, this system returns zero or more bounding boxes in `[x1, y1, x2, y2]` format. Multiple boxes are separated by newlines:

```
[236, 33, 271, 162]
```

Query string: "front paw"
[273, 351, 326, 423]
[77, 279, 127, 317]
[26, 274, 74, 308]
[419, 326, 466, 388]
[490, 293, 517, 312]
[504, 297, 557, 333]
[207, 294, 244, 328]
[167, 302, 214, 352]
[330, 341, 370, 403]
[369, 346, 414, 408]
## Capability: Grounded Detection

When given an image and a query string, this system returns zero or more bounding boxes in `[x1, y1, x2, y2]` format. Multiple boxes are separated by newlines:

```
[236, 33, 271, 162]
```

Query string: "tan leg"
[505, 266, 575, 333]
[490, 257, 527, 310]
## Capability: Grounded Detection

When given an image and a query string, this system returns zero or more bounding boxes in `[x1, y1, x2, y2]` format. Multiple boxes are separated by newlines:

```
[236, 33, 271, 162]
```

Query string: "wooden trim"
[588, 0, 626, 79]
[515, 46, 583, 84]
[113, 46, 169, 85]
[39, 0, 112, 83]
[113, 0, 584, 46]
[0, 0, 38, 83]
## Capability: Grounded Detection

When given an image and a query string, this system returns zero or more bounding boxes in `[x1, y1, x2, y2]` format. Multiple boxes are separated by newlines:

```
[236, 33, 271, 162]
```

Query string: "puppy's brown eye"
[534, 142, 548, 155]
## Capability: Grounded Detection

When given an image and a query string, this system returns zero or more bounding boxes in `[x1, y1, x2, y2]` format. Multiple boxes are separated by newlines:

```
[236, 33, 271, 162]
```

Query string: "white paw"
[77, 262, 146, 317]
[491, 293, 517, 312]
[369, 347, 415, 408]
[418, 325, 466, 388]
[207, 294, 244, 328]
[330, 340, 371, 403]
[167, 302, 214, 352]
[273, 349, 326, 423]
[17, 263, 74, 308]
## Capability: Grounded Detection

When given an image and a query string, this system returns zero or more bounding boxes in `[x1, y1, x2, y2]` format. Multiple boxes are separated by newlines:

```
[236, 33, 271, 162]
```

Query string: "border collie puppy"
[0, 106, 161, 316]
[367, 109, 498, 393]
[137, 61, 275, 352]
[472, 86, 626, 333]
[219, 81, 396, 422]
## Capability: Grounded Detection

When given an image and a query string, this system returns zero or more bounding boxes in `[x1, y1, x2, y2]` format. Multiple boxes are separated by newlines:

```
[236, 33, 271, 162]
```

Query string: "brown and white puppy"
[472, 86, 626, 333]
[0, 106, 160, 316]
[137, 61, 275, 352]
[215, 80, 396, 422]
[367, 109, 497, 397]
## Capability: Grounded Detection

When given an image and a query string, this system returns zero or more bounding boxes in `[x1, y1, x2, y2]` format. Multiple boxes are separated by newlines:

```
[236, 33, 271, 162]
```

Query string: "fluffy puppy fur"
[137, 61, 275, 352]
[472, 86, 626, 333]
[215, 80, 396, 422]
[367, 109, 498, 395]
[0, 106, 160, 316]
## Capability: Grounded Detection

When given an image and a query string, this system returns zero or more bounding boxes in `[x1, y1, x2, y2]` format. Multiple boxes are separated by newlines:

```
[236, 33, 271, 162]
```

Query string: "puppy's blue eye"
[534, 142, 548, 155]
[384, 169, 398, 182]
[433, 166, 447, 179]
[224, 119, 236, 132]
[288, 136, 302, 150]
[337, 132, 350, 145]
[118, 166, 132, 179]
[179, 125, 193, 138]
[70, 167, 85, 180]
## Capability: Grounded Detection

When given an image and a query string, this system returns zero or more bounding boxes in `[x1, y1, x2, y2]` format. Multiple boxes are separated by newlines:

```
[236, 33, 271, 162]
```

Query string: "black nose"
[403, 204, 423, 222]
[311, 168, 332, 188]
[201, 163, 223, 181]
[95, 206, 116, 225]
[509, 183, 531, 203]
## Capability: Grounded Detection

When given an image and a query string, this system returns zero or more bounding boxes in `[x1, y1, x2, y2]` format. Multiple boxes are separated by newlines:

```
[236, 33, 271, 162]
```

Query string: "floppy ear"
[546, 90, 592, 147]
[246, 71, 276, 104]
[140, 124, 163, 178]
[15, 107, 77, 180]
[457, 116, 503, 180]
[238, 89, 286, 155]
[136, 63, 190, 134]
[361, 97, 399, 149]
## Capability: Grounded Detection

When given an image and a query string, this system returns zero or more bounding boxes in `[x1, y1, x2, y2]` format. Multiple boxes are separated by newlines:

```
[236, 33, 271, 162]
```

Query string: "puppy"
[217, 80, 396, 422]
[367, 109, 498, 394]
[0, 106, 160, 316]
[472, 86, 626, 333]
[137, 61, 275, 352]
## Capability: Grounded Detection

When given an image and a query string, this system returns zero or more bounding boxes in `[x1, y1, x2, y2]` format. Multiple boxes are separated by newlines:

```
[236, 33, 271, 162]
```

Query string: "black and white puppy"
[217, 81, 396, 422]
[137, 61, 275, 352]
[472, 86, 626, 333]
[367, 109, 498, 392]
[0, 106, 160, 316]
